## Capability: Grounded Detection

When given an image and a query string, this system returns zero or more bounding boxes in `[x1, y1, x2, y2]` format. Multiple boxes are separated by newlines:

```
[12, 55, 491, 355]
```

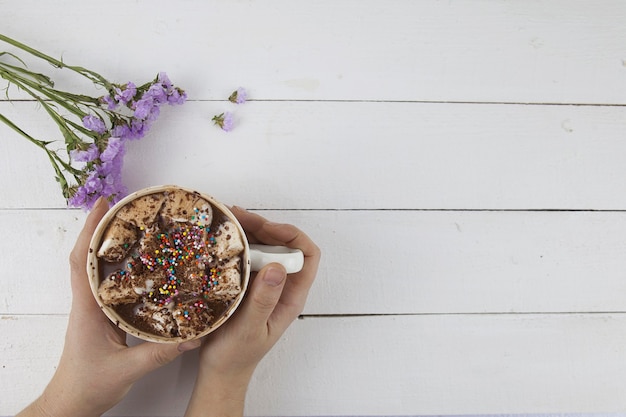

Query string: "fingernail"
[177, 338, 202, 352]
[263, 266, 286, 287]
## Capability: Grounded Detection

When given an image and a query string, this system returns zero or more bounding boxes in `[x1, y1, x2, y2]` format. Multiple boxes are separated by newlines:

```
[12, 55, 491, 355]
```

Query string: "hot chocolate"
[94, 188, 245, 340]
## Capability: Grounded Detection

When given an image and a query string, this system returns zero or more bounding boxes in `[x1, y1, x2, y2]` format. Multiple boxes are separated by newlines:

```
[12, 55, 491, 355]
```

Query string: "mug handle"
[249, 244, 305, 274]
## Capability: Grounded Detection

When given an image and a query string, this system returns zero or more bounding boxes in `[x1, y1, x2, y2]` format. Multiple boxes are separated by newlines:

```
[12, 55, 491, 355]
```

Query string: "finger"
[259, 225, 320, 335]
[122, 339, 201, 381]
[260, 221, 321, 298]
[229, 207, 321, 328]
[230, 207, 320, 258]
[236, 263, 287, 331]
[260, 222, 320, 257]
[69, 197, 109, 312]
[229, 206, 266, 244]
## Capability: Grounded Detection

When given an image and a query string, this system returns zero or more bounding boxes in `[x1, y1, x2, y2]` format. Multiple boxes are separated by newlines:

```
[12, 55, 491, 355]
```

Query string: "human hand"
[18, 197, 201, 417]
[184, 206, 321, 417]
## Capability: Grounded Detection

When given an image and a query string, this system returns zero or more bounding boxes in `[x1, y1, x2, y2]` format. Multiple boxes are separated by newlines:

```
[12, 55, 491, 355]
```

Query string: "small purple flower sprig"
[212, 87, 247, 132]
[0, 34, 186, 210]
[68, 73, 186, 209]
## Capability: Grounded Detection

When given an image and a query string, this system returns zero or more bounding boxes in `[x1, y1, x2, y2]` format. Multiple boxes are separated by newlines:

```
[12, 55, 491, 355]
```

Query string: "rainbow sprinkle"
[138, 219, 219, 308]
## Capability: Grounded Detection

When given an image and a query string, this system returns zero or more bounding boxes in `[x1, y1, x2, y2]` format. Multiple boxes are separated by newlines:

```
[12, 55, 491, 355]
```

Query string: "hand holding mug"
[184, 206, 321, 417]
[17, 198, 201, 417]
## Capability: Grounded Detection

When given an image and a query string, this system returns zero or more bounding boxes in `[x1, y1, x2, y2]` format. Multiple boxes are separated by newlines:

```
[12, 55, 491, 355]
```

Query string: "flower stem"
[0, 68, 90, 149]
[0, 33, 113, 90]
[0, 112, 81, 197]
[0, 64, 89, 119]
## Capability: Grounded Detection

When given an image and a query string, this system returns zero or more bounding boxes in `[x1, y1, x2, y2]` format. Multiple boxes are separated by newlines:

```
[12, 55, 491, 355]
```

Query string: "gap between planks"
[2, 98, 626, 107]
[4, 208, 626, 212]
[4, 312, 626, 319]
[298, 312, 626, 319]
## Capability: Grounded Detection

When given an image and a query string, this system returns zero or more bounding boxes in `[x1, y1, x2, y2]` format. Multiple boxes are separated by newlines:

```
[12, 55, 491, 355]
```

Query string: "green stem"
[0, 33, 113, 90]
[0, 112, 81, 179]
[0, 70, 93, 149]
[0, 112, 49, 148]
[0, 58, 53, 86]
[0, 66, 89, 120]
[0, 61, 102, 106]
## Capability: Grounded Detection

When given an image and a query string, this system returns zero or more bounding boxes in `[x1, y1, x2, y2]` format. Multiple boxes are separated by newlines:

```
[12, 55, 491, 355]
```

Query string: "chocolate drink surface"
[95, 188, 245, 339]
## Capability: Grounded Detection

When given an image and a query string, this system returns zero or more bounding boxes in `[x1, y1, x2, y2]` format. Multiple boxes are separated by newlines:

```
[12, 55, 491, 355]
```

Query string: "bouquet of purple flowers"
[0, 34, 187, 210]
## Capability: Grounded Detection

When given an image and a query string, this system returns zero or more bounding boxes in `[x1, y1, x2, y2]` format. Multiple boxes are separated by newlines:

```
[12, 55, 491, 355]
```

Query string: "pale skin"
[17, 198, 321, 417]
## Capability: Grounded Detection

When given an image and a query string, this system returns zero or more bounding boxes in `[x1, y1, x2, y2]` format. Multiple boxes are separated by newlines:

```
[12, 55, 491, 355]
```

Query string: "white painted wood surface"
[2, 0, 626, 415]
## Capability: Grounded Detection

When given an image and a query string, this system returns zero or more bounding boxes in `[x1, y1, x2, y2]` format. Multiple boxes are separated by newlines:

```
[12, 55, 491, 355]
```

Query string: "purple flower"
[100, 137, 125, 162]
[212, 112, 234, 132]
[133, 83, 167, 120]
[145, 83, 167, 104]
[167, 88, 187, 105]
[70, 143, 100, 162]
[222, 112, 234, 131]
[129, 118, 150, 138]
[111, 123, 131, 139]
[133, 97, 155, 120]
[68, 185, 92, 209]
[68, 138, 128, 210]
[101, 95, 118, 110]
[229, 87, 247, 104]
[158, 72, 173, 91]
[112, 119, 150, 140]
[82, 114, 106, 134]
[114, 82, 137, 105]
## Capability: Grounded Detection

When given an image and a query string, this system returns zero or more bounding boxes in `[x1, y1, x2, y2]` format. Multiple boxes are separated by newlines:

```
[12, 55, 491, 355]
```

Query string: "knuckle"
[151, 348, 173, 366]
[68, 250, 83, 273]
[312, 242, 322, 258]
[252, 292, 278, 312]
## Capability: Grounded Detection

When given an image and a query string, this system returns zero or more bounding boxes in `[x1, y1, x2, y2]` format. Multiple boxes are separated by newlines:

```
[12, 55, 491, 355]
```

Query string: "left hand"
[18, 197, 201, 417]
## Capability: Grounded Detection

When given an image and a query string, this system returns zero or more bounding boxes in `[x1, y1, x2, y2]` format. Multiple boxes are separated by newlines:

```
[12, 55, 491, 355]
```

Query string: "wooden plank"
[1, 0, 625, 104]
[2, 101, 626, 210]
[3, 209, 626, 316]
[3, 313, 626, 415]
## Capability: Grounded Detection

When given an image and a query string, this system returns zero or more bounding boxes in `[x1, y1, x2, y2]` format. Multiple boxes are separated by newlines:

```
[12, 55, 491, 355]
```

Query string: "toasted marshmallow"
[134, 301, 178, 337]
[173, 300, 215, 339]
[116, 193, 165, 229]
[213, 220, 244, 259]
[191, 198, 213, 228]
[205, 256, 242, 302]
[162, 189, 202, 224]
[97, 217, 138, 262]
[98, 270, 142, 305]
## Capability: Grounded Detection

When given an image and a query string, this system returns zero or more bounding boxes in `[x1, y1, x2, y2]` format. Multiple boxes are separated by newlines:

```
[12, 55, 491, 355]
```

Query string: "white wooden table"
[2, 1, 626, 415]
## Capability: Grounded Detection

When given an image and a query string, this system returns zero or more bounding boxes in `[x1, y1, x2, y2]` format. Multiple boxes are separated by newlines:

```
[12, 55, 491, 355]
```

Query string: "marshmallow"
[97, 217, 138, 262]
[173, 299, 216, 339]
[205, 256, 242, 302]
[192, 198, 213, 228]
[213, 220, 245, 260]
[116, 193, 165, 230]
[161, 189, 205, 224]
[98, 270, 142, 305]
[134, 301, 178, 337]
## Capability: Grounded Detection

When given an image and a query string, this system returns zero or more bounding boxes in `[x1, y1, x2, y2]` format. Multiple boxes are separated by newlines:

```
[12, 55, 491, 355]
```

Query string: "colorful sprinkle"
[135, 215, 223, 307]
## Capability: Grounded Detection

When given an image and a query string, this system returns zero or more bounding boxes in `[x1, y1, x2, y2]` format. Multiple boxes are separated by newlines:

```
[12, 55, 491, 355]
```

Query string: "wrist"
[184, 368, 254, 417]
[28, 381, 102, 417]
[16, 393, 101, 417]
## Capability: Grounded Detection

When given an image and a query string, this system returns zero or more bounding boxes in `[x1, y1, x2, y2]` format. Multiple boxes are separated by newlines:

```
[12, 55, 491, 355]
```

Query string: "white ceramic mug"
[87, 185, 304, 343]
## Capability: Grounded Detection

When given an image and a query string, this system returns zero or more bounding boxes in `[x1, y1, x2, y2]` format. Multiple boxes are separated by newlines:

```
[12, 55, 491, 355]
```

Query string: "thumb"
[122, 339, 201, 381]
[239, 263, 287, 327]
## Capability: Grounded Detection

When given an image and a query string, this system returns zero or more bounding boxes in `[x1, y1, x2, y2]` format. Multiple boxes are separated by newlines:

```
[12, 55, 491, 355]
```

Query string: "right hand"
[184, 207, 321, 416]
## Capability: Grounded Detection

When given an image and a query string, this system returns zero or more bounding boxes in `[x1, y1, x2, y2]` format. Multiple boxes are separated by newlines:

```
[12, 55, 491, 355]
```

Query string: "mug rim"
[87, 184, 252, 343]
